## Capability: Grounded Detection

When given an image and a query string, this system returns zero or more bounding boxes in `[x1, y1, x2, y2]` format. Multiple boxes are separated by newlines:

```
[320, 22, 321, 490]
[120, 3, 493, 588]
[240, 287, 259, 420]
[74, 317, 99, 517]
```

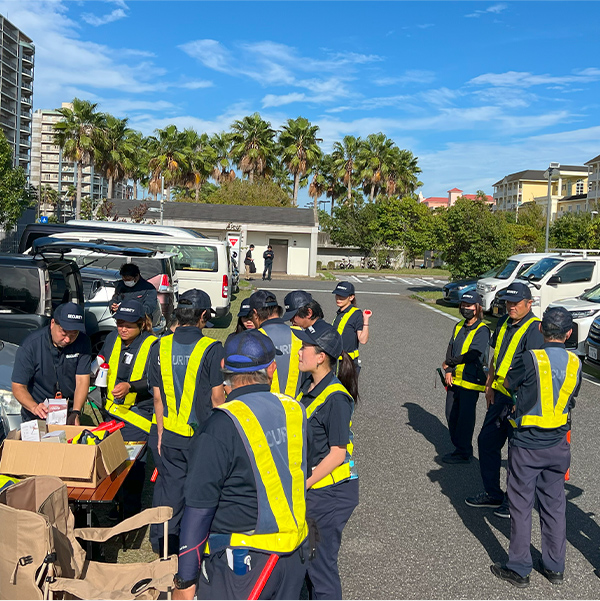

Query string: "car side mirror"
[547, 275, 562, 285]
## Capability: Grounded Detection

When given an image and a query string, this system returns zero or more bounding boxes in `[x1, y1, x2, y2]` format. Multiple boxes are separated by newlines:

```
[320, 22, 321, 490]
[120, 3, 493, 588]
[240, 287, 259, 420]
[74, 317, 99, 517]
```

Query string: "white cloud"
[373, 70, 436, 86]
[469, 68, 600, 89]
[81, 8, 127, 27]
[465, 3, 507, 18]
[178, 80, 214, 90]
[262, 93, 308, 108]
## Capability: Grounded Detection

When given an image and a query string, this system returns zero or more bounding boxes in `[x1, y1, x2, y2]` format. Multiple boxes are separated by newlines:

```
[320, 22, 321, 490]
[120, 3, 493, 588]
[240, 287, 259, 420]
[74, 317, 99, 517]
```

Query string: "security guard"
[491, 307, 581, 588]
[235, 298, 255, 333]
[248, 289, 304, 398]
[442, 291, 490, 463]
[99, 299, 157, 517]
[148, 289, 225, 555]
[294, 320, 359, 600]
[12, 302, 91, 425]
[172, 330, 308, 600]
[283, 290, 325, 329]
[466, 282, 544, 518]
[110, 262, 160, 324]
[331, 281, 370, 372]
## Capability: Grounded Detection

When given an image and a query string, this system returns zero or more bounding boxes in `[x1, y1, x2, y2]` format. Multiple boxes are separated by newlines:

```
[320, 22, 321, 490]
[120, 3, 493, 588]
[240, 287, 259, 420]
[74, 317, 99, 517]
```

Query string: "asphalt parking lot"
[262, 277, 600, 600]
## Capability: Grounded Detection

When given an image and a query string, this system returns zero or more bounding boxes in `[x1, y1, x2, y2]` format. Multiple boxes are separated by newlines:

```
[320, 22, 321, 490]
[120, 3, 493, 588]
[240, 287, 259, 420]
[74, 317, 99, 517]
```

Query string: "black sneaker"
[540, 563, 564, 584]
[493, 499, 510, 519]
[490, 563, 530, 588]
[442, 453, 471, 464]
[465, 492, 504, 508]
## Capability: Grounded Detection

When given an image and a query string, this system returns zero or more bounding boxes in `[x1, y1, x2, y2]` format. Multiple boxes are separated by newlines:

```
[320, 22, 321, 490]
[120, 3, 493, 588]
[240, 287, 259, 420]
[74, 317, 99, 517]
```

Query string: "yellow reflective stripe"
[161, 336, 216, 437]
[223, 400, 296, 533]
[284, 332, 302, 397]
[336, 306, 359, 335]
[492, 317, 539, 395]
[106, 404, 152, 433]
[340, 349, 359, 361]
[258, 327, 281, 393]
[453, 321, 487, 391]
[311, 463, 352, 489]
[305, 383, 347, 418]
[229, 524, 308, 554]
[520, 350, 578, 428]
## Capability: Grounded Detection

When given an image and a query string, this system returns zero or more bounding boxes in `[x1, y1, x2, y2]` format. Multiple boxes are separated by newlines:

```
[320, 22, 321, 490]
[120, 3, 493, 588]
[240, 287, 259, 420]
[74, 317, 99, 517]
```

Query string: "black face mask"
[460, 307, 476, 320]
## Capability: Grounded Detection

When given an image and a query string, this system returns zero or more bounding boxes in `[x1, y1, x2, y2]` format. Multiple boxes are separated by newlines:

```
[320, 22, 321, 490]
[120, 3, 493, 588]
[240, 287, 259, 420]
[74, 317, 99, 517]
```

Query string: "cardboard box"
[0, 426, 128, 488]
[20, 419, 47, 442]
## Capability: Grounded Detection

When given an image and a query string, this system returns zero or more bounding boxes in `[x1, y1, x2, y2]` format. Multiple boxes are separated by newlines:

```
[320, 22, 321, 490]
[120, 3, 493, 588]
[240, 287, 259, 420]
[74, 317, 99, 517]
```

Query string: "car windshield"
[580, 284, 600, 303]
[519, 257, 563, 282]
[153, 243, 218, 273]
[494, 260, 519, 280]
[479, 267, 500, 278]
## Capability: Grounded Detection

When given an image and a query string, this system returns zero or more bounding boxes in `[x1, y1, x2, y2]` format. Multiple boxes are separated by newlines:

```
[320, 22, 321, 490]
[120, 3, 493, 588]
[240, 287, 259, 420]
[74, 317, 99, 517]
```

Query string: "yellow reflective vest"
[258, 325, 303, 398]
[208, 391, 308, 555]
[334, 306, 361, 360]
[450, 320, 489, 392]
[513, 348, 581, 429]
[298, 378, 357, 489]
[491, 316, 540, 397]
[105, 332, 157, 433]
[158, 335, 218, 437]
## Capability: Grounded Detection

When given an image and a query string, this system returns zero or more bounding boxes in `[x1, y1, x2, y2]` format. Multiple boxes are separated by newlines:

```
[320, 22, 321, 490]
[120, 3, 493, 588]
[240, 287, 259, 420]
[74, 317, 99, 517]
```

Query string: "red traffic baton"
[247, 554, 279, 600]
[565, 429, 571, 482]
[151, 468, 159, 483]
[363, 310, 372, 317]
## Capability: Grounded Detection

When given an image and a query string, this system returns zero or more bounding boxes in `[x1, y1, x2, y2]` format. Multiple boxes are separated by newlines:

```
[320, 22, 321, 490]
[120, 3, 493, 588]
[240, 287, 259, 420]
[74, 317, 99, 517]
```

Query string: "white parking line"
[266, 287, 401, 296]
[582, 374, 600, 388]
[419, 302, 461, 322]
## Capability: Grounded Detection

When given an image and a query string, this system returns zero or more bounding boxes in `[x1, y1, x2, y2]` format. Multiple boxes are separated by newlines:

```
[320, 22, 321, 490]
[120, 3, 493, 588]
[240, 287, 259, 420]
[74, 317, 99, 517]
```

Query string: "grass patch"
[319, 271, 336, 280]
[410, 290, 443, 301]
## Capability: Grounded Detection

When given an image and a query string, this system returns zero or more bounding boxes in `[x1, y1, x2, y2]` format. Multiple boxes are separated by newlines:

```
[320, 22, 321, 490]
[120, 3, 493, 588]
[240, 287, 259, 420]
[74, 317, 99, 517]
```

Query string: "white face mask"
[123, 279, 136, 288]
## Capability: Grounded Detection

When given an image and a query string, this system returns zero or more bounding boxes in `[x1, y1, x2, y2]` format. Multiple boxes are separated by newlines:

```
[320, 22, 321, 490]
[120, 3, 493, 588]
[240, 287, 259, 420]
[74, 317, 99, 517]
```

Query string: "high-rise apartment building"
[0, 15, 34, 176]
[31, 103, 129, 215]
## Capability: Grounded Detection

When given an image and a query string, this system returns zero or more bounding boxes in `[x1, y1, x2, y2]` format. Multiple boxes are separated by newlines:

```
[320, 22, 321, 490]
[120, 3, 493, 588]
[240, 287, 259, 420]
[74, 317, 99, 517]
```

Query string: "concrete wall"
[245, 231, 312, 277]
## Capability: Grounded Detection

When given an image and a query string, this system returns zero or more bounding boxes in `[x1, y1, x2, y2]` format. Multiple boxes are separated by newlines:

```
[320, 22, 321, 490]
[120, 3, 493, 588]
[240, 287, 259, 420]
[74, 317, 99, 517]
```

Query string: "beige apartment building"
[31, 104, 129, 216]
[585, 154, 600, 208]
[493, 165, 589, 220]
[0, 15, 34, 176]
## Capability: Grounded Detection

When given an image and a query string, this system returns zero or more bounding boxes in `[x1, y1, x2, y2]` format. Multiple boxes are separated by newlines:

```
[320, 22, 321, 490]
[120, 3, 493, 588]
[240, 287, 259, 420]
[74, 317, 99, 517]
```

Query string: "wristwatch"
[173, 574, 196, 590]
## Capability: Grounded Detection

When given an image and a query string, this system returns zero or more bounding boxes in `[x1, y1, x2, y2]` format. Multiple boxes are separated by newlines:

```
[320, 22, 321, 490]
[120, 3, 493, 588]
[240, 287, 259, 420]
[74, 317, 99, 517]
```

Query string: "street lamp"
[544, 162, 560, 252]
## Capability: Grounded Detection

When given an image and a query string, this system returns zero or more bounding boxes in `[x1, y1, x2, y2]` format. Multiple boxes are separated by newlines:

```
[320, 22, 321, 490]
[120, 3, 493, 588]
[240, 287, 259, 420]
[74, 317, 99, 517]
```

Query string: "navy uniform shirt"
[444, 319, 490, 386]
[299, 371, 353, 471]
[263, 250, 274, 265]
[12, 326, 92, 421]
[506, 341, 581, 449]
[490, 310, 545, 402]
[100, 330, 156, 413]
[148, 326, 223, 449]
[111, 278, 158, 320]
[185, 384, 266, 533]
[332, 305, 364, 354]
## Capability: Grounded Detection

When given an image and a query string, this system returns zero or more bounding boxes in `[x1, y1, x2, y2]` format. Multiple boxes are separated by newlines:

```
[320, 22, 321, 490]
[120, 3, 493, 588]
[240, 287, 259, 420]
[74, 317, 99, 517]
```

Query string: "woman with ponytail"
[293, 320, 359, 600]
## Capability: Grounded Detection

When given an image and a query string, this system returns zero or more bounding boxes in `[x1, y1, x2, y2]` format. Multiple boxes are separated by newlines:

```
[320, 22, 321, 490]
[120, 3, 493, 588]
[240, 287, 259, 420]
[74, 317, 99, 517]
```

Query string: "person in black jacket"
[110, 263, 159, 325]
[262, 245, 274, 281]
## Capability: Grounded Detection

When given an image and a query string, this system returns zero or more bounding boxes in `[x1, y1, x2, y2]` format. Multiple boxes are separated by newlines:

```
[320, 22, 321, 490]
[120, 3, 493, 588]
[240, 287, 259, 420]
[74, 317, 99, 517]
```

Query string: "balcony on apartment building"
[1, 54, 17, 70]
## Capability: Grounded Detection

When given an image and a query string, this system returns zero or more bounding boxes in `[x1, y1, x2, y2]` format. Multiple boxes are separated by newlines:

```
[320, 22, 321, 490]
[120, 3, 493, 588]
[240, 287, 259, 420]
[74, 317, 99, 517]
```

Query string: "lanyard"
[47, 330, 62, 396]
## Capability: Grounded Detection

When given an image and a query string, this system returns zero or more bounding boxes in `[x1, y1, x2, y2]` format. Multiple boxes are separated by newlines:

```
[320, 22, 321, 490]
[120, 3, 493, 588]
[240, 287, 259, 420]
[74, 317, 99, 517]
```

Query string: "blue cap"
[247, 290, 279, 310]
[283, 290, 313, 321]
[237, 298, 252, 318]
[499, 282, 532, 302]
[179, 289, 216, 314]
[53, 302, 86, 333]
[292, 319, 343, 359]
[113, 299, 145, 322]
[332, 281, 355, 297]
[223, 330, 282, 373]
[460, 291, 483, 305]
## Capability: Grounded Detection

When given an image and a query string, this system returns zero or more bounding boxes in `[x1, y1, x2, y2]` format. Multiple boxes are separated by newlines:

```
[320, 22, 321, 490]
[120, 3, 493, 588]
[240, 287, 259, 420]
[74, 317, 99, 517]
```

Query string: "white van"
[67, 220, 206, 239]
[46, 231, 232, 317]
[516, 250, 600, 319]
[477, 253, 557, 312]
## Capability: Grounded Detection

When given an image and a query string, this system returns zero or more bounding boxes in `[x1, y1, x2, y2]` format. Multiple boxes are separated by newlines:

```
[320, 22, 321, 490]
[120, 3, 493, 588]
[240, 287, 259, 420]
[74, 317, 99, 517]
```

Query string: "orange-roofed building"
[419, 188, 494, 208]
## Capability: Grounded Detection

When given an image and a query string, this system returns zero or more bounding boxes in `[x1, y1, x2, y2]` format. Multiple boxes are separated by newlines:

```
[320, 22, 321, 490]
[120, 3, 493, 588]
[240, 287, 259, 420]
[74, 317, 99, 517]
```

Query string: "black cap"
[53, 302, 86, 333]
[113, 299, 145, 322]
[332, 281, 355, 297]
[247, 290, 279, 310]
[237, 298, 252, 318]
[542, 306, 573, 332]
[460, 291, 483, 305]
[283, 290, 313, 321]
[179, 289, 216, 314]
[292, 319, 343, 359]
[499, 282, 532, 302]
[223, 330, 282, 373]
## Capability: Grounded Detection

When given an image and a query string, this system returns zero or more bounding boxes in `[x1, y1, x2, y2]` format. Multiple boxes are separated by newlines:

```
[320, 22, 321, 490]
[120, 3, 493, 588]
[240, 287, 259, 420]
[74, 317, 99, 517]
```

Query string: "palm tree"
[386, 147, 423, 197]
[98, 114, 134, 199]
[278, 117, 322, 206]
[146, 125, 188, 203]
[123, 131, 148, 201]
[308, 160, 327, 218]
[357, 133, 396, 202]
[53, 98, 105, 219]
[183, 129, 217, 202]
[230, 113, 276, 183]
[332, 135, 361, 205]
[209, 132, 235, 185]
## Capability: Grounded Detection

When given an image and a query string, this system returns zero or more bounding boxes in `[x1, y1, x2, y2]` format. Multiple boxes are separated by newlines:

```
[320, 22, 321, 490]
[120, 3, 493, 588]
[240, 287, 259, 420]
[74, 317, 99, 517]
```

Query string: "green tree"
[183, 129, 217, 202]
[146, 125, 188, 203]
[549, 211, 593, 249]
[98, 114, 134, 199]
[39, 185, 59, 216]
[385, 147, 423, 197]
[278, 117, 322, 206]
[0, 131, 34, 229]
[122, 130, 148, 201]
[332, 135, 361, 205]
[442, 196, 514, 279]
[207, 178, 292, 207]
[356, 133, 395, 202]
[209, 132, 235, 185]
[230, 113, 276, 183]
[53, 98, 105, 219]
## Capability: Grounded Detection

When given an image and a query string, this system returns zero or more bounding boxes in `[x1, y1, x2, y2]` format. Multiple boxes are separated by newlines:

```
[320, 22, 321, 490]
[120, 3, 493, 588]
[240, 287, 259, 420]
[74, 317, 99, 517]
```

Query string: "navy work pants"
[150, 443, 189, 554]
[306, 478, 359, 600]
[477, 392, 513, 500]
[197, 545, 307, 600]
[445, 385, 479, 458]
[506, 437, 570, 577]
[262, 262, 273, 280]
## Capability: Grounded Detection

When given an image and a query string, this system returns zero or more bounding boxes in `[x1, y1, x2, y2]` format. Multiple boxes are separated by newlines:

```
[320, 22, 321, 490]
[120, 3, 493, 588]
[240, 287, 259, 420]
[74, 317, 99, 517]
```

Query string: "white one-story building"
[108, 200, 319, 277]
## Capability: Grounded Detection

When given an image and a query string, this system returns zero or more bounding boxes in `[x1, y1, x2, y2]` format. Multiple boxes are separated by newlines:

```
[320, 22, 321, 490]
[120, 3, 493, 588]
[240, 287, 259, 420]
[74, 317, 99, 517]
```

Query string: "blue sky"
[4, 0, 600, 207]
